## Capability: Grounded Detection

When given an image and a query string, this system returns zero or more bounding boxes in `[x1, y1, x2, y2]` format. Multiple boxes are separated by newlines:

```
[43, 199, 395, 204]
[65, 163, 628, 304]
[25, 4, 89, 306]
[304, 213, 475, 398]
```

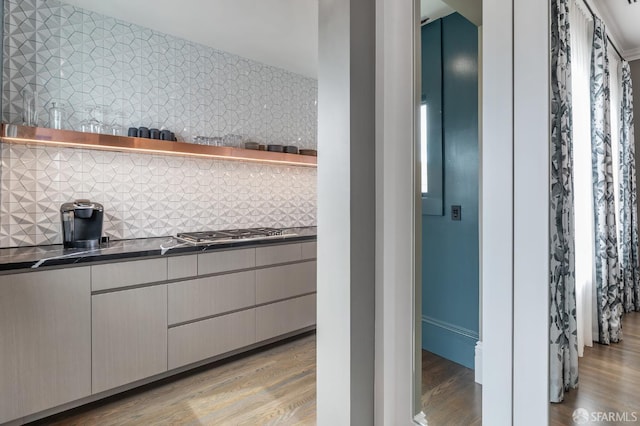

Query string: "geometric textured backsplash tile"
[2, 0, 318, 148]
[0, 143, 317, 247]
[0, 0, 318, 248]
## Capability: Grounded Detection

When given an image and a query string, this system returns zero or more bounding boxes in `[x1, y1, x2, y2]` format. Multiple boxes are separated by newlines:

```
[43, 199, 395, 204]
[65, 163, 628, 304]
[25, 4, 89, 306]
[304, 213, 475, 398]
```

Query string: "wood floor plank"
[38, 313, 640, 426]
[421, 351, 482, 426]
[549, 311, 640, 426]
[32, 334, 317, 426]
[32, 330, 486, 426]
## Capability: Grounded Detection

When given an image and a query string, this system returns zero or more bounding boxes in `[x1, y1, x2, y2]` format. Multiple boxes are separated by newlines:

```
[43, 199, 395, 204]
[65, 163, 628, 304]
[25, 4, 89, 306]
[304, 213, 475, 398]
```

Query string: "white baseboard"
[474, 340, 483, 384]
[414, 411, 428, 425]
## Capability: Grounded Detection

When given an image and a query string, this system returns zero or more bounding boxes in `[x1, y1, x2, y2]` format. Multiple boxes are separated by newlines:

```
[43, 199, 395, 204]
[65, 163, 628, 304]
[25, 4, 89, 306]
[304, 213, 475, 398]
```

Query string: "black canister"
[138, 127, 150, 138]
[149, 128, 160, 139]
[127, 127, 139, 137]
[160, 130, 172, 140]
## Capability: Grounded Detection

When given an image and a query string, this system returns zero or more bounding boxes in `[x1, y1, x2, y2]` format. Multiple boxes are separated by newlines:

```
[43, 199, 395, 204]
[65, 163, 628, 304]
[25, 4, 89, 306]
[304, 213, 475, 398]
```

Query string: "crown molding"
[625, 47, 640, 61]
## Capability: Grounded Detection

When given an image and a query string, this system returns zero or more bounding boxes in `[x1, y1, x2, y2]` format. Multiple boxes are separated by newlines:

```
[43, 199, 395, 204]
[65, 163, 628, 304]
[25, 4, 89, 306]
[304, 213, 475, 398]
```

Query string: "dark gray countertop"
[0, 227, 317, 272]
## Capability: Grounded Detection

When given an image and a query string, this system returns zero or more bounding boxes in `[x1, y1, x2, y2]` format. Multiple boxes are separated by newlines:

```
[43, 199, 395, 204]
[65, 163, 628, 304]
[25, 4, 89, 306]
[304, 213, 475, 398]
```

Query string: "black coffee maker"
[60, 200, 104, 248]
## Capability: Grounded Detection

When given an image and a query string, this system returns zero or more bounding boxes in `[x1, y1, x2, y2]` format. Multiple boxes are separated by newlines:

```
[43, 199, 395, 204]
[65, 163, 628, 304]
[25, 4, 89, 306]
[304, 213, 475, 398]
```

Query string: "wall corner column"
[317, 0, 376, 424]
[375, 0, 423, 424]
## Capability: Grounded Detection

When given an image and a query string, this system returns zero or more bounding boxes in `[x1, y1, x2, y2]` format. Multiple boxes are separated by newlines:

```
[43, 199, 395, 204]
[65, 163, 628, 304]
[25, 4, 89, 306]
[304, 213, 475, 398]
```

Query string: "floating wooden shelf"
[0, 124, 317, 168]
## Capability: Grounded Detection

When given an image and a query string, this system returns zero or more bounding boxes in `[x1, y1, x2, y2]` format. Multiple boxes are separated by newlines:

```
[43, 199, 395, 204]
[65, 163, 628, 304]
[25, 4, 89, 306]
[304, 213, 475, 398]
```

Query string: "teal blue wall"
[421, 13, 479, 369]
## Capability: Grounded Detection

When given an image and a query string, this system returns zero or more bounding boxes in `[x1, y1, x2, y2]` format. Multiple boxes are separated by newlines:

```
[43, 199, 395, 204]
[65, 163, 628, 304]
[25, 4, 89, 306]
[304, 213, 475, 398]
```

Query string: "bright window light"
[421, 103, 428, 194]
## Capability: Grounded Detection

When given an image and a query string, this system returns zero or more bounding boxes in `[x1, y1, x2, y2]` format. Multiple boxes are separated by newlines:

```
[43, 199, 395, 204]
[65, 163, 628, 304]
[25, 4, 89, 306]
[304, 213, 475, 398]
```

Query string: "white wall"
[482, 0, 549, 424]
[375, 0, 423, 422]
[481, 0, 514, 423]
[513, 0, 550, 422]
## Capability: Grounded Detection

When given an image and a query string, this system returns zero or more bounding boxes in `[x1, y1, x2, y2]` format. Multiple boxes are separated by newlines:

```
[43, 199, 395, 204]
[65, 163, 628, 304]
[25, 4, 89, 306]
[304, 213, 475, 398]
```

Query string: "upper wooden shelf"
[0, 124, 317, 168]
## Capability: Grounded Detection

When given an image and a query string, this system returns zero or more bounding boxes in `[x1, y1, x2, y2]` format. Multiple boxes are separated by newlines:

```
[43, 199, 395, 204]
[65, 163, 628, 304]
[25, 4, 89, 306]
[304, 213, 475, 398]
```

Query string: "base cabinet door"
[168, 309, 256, 369]
[0, 268, 91, 424]
[168, 270, 255, 325]
[92, 285, 168, 394]
[256, 261, 316, 304]
[255, 294, 316, 342]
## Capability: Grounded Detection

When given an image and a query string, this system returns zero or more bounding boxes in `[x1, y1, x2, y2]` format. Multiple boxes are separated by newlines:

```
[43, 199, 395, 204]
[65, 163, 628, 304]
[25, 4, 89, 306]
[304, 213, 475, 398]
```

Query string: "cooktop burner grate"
[177, 227, 286, 243]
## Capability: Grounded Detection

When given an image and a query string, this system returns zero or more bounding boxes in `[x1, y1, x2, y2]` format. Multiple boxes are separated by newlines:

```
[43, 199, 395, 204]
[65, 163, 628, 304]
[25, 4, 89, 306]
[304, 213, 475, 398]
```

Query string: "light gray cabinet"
[168, 255, 197, 280]
[168, 309, 256, 369]
[255, 243, 301, 266]
[256, 261, 317, 304]
[0, 238, 316, 422]
[197, 247, 255, 275]
[92, 285, 168, 394]
[256, 294, 317, 342]
[166, 246, 317, 370]
[168, 270, 255, 325]
[91, 258, 167, 291]
[0, 268, 91, 424]
[301, 241, 317, 260]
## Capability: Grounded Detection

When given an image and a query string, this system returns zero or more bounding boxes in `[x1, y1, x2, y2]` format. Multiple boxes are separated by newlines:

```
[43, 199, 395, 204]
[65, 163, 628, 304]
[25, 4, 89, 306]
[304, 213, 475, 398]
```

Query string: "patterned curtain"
[618, 61, 639, 313]
[590, 17, 623, 344]
[550, 0, 579, 404]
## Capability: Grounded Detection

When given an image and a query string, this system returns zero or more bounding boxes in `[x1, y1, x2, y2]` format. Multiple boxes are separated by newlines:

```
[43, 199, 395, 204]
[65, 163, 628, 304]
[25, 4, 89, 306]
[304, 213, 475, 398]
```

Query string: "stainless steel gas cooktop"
[176, 227, 295, 245]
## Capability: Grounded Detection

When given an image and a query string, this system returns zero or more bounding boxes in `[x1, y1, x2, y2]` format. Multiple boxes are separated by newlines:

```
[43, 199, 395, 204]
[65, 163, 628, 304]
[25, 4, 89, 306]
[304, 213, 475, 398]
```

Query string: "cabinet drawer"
[168, 309, 255, 369]
[301, 242, 317, 260]
[92, 258, 167, 291]
[92, 285, 168, 393]
[255, 294, 316, 342]
[256, 243, 301, 266]
[198, 248, 255, 275]
[168, 255, 197, 280]
[256, 261, 316, 304]
[168, 270, 255, 325]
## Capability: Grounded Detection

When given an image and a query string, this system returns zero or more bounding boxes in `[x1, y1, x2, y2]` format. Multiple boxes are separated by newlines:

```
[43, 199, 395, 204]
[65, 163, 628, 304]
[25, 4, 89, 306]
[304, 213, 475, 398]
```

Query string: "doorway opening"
[419, 1, 482, 424]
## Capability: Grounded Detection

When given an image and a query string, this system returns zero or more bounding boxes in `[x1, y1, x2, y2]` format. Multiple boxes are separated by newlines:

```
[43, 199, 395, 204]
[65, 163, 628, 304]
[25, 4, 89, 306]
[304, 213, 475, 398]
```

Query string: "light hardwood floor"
[32, 331, 482, 426]
[422, 352, 482, 425]
[419, 312, 640, 426]
[550, 311, 640, 426]
[32, 334, 317, 426]
[32, 314, 639, 425]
